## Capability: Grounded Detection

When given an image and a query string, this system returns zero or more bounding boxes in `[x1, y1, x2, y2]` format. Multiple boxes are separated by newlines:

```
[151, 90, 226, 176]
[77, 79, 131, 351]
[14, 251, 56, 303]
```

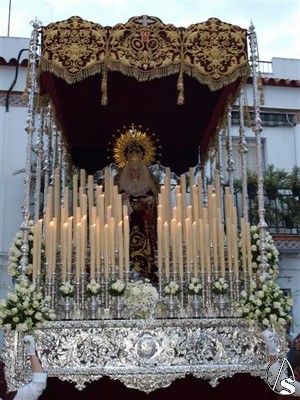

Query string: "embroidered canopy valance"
[38, 15, 251, 174]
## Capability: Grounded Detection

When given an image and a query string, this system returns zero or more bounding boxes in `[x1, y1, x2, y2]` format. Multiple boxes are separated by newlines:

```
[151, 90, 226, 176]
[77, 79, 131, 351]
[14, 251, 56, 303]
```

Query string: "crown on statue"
[110, 124, 161, 168]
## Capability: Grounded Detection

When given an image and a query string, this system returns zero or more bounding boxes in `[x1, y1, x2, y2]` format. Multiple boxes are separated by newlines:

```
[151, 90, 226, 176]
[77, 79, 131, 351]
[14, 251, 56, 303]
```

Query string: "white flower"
[109, 279, 126, 296]
[124, 279, 158, 311]
[163, 281, 180, 296]
[86, 279, 101, 296]
[59, 282, 74, 297]
[212, 277, 229, 295]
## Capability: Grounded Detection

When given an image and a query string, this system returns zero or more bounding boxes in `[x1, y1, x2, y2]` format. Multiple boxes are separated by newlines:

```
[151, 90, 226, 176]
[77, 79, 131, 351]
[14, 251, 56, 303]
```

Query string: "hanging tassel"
[101, 67, 108, 106]
[177, 67, 185, 105]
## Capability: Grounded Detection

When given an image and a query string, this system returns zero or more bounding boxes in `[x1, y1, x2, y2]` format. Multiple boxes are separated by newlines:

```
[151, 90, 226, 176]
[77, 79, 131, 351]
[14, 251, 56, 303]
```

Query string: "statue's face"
[130, 166, 140, 179]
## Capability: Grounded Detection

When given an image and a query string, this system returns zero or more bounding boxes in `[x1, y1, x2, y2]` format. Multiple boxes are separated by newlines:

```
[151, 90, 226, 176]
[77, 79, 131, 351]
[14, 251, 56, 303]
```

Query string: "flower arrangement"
[235, 275, 293, 329]
[108, 279, 126, 297]
[124, 279, 159, 310]
[8, 220, 45, 280]
[86, 279, 101, 297]
[59, 281, 75, 297]
[8, 220, 35, 278]
[163, 281, 180, 296]
[187, 277, 203, 295]
[0, 279, 56, 332]
[211, 277, 229, 295]
[238, 225, 279, 278]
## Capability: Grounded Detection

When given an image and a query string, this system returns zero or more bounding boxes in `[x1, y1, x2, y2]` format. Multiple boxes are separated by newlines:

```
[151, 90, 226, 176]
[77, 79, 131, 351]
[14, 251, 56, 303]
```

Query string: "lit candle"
[212, 217, 218, 273]
[67, 217, 73, 275]
[61, 222, 68, 281]
[177, 222, 184, 279]
[76, 222, 81, 281]
[191, 185, 199, 222]
[52, 217, 57, 276]
[54, 168, 60, 219]
[36, 219, 43, 277]
[199, 219, 205, 272]
[171, 218, 177, 271]
[205, 223, 211, 277]
[104, 223, 109, 279]
[163, 221, 170, 280]
[47, 221, 54, 278]
[185, 217, 191, 267]
[124, 215, 130, 271]
[110, 217, 115, 273]
[192, 221, 198, 277]
[90, 223, 96, 279]
[118, 221, 124, 279]
[63, 186, 69, 217]
[157, 216, 163, 269]
[217, 209, 225, 277]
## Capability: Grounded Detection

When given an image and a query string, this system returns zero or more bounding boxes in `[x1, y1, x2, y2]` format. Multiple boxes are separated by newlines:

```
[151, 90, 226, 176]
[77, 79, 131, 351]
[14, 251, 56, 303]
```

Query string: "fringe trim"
[40, 56, 250, 93]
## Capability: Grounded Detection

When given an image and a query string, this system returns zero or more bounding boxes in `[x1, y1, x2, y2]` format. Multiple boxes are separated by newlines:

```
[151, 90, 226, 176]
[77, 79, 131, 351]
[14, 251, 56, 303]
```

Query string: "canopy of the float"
[38, 15, 250, 175]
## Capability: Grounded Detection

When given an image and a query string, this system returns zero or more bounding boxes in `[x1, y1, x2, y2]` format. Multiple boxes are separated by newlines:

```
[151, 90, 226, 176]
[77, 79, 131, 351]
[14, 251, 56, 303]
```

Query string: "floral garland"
[0, 280, 56, 332]
[8, 220, 45, 280]
[238, 225, 279, 278]
[235, 275, 293, 330]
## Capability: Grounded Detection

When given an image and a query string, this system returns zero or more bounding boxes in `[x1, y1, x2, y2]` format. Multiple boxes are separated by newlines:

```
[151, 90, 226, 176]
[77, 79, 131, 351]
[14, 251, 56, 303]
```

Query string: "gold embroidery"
[40, 15, 250, 93]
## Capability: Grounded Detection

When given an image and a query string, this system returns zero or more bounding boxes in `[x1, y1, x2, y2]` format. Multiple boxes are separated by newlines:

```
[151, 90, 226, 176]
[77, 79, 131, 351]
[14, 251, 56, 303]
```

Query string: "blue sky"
[0, 0, 299, 62]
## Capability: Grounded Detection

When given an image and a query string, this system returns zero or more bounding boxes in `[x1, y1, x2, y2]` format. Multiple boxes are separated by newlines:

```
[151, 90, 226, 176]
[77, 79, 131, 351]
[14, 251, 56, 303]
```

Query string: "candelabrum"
[190, 293, 202, 318]
[87, 295, 100, 320]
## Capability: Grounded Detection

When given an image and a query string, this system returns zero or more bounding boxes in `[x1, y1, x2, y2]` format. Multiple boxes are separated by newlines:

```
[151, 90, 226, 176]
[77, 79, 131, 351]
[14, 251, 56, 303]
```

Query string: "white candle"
[124, 215, 130, 271]
[177, 222, 183, 279]
[76, 222, 81, 280]
[118, 221, 124, 279]
[67, 217, 73, 275]
[90, 223, 96, 279]
[157, 216, 163, 269]
[192, 221, 198, 277]
[36, 219, 43, 277]
[104, 223, 109, 279]
[80, 169, 86, 191]
[73, 174, 78, 217]
[110, 217, 115, 272]
[163, 221, 170, 280]
[205, 223, 211, 277]
[61, 222, 68, 281]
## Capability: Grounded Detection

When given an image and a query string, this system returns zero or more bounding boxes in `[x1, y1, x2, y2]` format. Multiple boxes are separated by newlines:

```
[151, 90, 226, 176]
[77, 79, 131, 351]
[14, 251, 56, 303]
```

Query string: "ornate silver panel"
[3, 318, 286, 393]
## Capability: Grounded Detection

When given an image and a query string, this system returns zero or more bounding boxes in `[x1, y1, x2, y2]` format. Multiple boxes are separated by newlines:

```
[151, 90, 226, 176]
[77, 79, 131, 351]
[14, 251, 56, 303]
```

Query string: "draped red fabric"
[40, 375, 277, 400]
[39, 71, 240, 175]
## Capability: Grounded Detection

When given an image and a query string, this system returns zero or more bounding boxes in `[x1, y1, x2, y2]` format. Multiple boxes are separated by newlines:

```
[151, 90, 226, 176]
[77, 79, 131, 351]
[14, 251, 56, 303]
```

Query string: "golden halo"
[112, 125, 158, 168]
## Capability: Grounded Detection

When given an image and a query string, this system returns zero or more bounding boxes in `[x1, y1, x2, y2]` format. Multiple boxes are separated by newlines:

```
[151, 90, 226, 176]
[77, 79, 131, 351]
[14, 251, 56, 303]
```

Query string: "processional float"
[2, 15, 289, 393]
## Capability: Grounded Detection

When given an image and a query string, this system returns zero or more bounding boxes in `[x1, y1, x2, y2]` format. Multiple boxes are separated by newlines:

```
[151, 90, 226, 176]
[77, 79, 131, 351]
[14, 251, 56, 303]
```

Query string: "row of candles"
[31, 167, 253, 283]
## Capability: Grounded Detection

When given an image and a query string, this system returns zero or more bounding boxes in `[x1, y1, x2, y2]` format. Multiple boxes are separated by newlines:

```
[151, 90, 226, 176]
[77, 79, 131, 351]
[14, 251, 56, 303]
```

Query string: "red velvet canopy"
[38, 15, 250, 175]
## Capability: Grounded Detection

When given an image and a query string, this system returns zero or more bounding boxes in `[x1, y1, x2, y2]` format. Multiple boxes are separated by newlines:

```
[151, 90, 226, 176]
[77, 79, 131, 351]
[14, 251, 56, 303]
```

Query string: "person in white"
[263, 329, 300, 397]
[1, 335, 47, 400]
